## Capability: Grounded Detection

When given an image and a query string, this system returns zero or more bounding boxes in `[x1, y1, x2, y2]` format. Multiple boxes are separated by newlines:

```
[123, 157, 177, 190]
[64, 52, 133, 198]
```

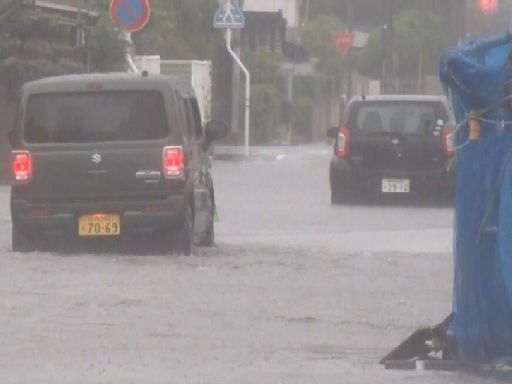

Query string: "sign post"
[109, 0, 151, 73]
[214, 0, 250, 157]
[333, 30, 355, 99]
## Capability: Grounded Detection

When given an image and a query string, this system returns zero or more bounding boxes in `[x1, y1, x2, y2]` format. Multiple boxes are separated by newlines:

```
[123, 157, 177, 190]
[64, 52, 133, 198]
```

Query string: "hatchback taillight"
[163, 146, 185, 179]
[336, 127, 351, 158]
[12, 150, 32, 183]
[443, 125, 456, 157]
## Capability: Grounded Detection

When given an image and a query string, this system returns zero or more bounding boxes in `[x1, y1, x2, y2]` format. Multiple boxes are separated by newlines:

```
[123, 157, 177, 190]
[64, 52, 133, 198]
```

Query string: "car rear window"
[24, 90, 168, 143]
[348, 101, 447, 135]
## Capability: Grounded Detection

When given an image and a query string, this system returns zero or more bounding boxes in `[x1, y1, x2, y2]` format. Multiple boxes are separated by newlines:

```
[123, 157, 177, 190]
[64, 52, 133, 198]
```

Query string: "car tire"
[330, 169, 351, 205]
[12, 225, 35, 253]
[198, 211, 214, 247]
[197, 193, 215, 247]
[331, 186, 343, 205]
[173, 205, 194, 256]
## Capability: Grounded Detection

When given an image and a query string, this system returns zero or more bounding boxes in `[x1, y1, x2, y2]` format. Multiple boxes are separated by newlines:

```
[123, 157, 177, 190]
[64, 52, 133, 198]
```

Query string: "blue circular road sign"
[110, 0, 151, 33]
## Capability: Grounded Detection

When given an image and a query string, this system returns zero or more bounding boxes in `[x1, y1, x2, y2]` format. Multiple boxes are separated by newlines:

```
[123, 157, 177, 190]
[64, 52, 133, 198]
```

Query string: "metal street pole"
[230, 32, 241, 139]
[382, 0, 394, 93]
[389, 0, 394, 92]
[226, 28, 251, 157]
[509, 0, 512, 30]
[346, 0, 354, 100]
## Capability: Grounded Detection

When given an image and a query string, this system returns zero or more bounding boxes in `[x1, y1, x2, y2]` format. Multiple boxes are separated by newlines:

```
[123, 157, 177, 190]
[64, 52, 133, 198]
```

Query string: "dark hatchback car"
[10, 73, 226, 254]
[327, 95, 456, 204]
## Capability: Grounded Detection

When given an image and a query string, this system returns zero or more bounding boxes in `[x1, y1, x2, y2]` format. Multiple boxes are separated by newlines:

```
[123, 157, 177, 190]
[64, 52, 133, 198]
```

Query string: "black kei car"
[327, 95, 456, 204]
[10, 73, 227, 255]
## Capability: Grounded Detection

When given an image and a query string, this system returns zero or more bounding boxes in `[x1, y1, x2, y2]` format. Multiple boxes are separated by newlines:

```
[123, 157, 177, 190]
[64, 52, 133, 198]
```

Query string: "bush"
[238, 49, 285, 144]
[290, 74, 331, 143]
[291, 95, 313, 144]
[247, 83, 280, 145]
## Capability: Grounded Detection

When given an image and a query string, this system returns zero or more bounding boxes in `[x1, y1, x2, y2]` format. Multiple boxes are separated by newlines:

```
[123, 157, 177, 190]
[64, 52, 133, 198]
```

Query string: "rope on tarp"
[452, 94, 512, 151]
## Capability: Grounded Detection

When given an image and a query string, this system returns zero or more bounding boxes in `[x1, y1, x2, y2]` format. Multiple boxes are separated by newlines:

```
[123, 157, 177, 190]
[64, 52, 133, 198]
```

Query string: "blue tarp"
[440, 32, 512, 364]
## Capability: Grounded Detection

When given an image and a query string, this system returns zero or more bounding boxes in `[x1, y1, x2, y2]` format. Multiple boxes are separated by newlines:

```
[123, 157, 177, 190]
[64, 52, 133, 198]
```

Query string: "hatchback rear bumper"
[330, 157, 456, 196]
[11, 194, 187, 238]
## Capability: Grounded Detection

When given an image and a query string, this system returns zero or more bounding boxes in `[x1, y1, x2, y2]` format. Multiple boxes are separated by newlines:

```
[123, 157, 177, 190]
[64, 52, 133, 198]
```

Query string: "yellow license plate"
[78, 214, 120, 236]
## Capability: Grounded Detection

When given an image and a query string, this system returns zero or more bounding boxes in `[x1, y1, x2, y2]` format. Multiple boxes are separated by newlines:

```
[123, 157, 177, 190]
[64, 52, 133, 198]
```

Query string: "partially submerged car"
[327, 95, 456, 204]
[10, 73, 227, 254]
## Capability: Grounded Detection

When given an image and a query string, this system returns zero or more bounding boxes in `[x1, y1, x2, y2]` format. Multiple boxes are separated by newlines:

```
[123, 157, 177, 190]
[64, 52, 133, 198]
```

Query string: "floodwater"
[0, 145, 498, 383]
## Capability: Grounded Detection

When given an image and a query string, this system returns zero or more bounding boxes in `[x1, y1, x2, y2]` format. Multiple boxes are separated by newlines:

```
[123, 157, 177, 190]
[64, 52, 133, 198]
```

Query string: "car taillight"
[163, 146, 185, 179]
[443, 125, 456, 157]
[336, 126, 351, 158]
[12, 150, 32, 183]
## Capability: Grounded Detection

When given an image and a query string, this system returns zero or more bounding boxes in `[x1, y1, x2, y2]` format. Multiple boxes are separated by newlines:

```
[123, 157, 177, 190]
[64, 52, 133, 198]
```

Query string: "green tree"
[131, 0, 223, 60]
[89, 15, 127, 72]
[0, 1, 126, 102]
[356, 27, 384, 80]
[242, 49, 284, 144]
[297, 16, 344, 142]
[357, 9, 449, 92]
[0, 3, 84, 101]
[300, 15, 344, 78]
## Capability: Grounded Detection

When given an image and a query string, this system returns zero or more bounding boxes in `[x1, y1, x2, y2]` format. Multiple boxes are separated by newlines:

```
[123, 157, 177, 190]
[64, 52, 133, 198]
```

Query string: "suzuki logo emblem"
[91, 153, 102, 164]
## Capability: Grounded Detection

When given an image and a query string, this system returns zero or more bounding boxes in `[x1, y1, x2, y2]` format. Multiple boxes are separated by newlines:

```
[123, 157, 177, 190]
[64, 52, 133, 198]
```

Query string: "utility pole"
[381, 0, 394, 94]
[417, 0, 427, 94]
[304, 0, 310, 23]
[83, 0, 91, 73]
[509, 0, 512, 30]
[75, 0, 92, 72]
[346, 0, 354, 100]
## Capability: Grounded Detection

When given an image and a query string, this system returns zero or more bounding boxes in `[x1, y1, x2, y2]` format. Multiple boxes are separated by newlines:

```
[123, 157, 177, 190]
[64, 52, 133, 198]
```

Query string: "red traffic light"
[479, 0, 497, 13]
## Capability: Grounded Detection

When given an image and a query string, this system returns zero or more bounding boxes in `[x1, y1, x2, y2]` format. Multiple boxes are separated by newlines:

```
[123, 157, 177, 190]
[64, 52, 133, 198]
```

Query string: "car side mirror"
[203, 121, 228, 150]
[326, 126, 339, 138]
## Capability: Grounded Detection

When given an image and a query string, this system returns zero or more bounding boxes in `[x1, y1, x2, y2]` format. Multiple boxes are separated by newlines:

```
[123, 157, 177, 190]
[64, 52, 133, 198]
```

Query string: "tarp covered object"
[440, 32, 512, 364]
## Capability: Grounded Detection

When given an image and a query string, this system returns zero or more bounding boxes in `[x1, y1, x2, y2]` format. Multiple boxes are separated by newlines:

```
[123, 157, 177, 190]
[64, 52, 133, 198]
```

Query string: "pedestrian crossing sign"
[214, 0, 245, 29]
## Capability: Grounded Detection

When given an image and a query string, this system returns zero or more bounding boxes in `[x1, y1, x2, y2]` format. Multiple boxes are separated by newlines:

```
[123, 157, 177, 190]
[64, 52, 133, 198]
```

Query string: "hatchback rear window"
[24, 90, 168, 143]
[348, 101, 446, 135]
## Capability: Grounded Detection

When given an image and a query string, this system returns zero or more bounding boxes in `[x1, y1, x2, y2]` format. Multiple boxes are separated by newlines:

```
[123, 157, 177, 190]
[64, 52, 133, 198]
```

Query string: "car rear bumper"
[330, 157, 456, 195]
[11, 194, 187, 237]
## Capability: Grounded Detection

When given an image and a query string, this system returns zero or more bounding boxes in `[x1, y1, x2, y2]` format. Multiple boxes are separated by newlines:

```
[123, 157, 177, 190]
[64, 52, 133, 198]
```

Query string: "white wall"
[134, 55, 161, 74]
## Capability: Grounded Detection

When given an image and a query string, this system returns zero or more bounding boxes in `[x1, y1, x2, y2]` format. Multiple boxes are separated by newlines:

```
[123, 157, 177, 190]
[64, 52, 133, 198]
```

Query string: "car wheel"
[173, 205, 194, 256]
[198, 209, 214, 247]
[331, 186, 343, 205]
[197, 193, 215, 247]
[12, 225, 35, 253]
[330, 169, 350, 205]
[439, 186, 456, 207]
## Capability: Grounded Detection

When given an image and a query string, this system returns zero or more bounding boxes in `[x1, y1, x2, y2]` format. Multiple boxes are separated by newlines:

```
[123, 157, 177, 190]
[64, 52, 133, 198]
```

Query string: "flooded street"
[0, 145, 494, 383]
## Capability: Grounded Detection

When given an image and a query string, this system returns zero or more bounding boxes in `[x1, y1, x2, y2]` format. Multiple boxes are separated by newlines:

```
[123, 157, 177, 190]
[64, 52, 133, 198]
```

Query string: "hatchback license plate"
[382, 179, 410, 193]
[79, 214, 120, 236]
